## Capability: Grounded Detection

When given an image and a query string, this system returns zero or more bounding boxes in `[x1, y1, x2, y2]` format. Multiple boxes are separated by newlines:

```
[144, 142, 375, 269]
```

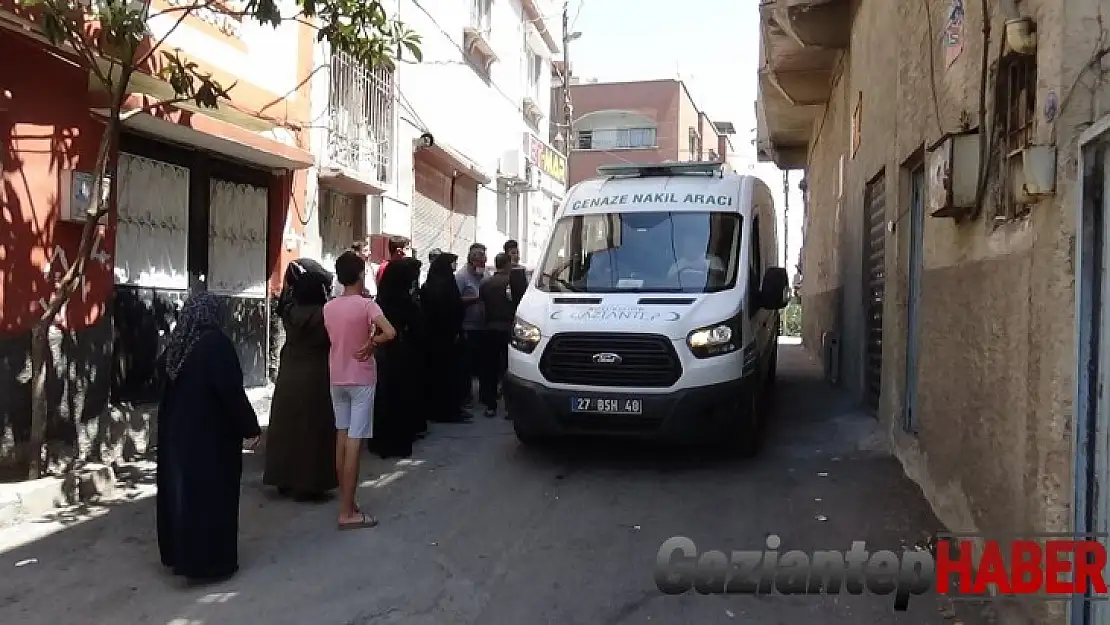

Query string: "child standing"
[323, 251, 396, 530]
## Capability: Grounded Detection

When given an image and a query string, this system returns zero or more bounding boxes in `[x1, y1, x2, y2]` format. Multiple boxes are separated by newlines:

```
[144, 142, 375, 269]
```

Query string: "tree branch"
[40, 0, 114, 88]
[133, 0, 210, 69]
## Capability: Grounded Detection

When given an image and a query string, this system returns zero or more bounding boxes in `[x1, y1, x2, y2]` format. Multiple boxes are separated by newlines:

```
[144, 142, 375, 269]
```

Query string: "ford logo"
[591, 352, 622, 364]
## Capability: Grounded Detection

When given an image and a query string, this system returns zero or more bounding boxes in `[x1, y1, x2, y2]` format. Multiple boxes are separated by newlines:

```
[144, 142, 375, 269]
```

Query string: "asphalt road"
[0, 342, 975, 625]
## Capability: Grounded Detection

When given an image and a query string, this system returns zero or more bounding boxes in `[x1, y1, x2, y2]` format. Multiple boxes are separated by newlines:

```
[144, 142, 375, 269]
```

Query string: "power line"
[406, 0, 552, 123]
[570, 0, 585, 31]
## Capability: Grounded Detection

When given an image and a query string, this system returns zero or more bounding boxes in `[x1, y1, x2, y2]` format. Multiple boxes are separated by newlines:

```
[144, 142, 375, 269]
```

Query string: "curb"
[0, 464, 116, 527]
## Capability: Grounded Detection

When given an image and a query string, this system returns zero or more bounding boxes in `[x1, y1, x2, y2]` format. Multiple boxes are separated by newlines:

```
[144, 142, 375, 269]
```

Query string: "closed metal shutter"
[411, 156, 478, 260]
[863, 171, 886, 413]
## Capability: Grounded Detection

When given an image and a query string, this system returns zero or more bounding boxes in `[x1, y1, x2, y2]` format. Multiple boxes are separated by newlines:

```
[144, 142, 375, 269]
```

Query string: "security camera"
[417, 132, 435, 149]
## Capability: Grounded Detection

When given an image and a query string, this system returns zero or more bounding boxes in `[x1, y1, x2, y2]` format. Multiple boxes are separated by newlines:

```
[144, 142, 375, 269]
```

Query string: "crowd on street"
[153, 236, 529, 585]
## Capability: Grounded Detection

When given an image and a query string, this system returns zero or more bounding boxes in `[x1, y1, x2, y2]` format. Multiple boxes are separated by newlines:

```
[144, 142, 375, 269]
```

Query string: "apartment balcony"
[320, 51, 395, 195]
[520, 0, 560, 52]
[463, 0, 498, 74]
[755, 0, 852, 169]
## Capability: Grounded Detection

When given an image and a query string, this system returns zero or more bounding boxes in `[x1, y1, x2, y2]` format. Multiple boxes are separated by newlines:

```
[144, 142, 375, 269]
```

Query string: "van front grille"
[538, 333, 682, 388]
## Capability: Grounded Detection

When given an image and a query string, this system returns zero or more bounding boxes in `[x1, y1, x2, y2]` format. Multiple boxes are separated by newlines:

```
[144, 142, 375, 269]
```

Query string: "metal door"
[112, 153, 191, 402]
[1091, 144, 1110, 625]
[208, 178, 269, 387]
[114, 153, 190, 288]
[863, 172, 886, 413]
[411, 160, 476, 259]
[904, 166, 925, 432]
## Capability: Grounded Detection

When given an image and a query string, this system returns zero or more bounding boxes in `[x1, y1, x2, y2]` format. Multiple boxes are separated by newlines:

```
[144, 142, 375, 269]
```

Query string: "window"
[575, 127, 656, 150]
[536, 211, 742, 294]
[688, 128, 698, 160]
[995, 53, 1037, 221]
[525, 48, 542, 101]
[471, 0, 492, 34]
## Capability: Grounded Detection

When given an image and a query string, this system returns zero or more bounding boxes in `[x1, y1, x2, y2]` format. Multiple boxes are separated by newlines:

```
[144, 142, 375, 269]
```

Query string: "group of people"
[154, 234, 528, 583]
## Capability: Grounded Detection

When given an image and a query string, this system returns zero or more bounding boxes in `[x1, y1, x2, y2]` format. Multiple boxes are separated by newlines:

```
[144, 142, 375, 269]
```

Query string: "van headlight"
[687, 321, 739, 358]
[511, 317, 541, 353]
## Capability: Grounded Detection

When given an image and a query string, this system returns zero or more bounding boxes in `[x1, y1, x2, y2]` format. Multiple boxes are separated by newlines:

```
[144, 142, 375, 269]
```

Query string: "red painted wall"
[1, 34, 113, 335]
[566, 80, 682, 187]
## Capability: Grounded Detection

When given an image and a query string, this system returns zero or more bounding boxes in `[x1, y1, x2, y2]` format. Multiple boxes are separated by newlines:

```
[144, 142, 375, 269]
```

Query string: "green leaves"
[158, 49, 233, 108]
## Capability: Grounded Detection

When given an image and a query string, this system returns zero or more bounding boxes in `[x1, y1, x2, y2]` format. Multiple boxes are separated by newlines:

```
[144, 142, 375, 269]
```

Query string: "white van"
[504, 161, 789, 457]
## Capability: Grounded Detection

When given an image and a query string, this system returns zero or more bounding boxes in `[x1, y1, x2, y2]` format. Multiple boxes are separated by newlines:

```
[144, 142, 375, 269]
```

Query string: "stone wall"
[0, 315, 150, 477]
[794, 4, 1094, 622]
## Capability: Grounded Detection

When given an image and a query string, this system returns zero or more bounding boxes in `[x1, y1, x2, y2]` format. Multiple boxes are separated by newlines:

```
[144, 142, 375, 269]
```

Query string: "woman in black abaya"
[368, 256, 425, 458]
[419, 251, 469, 423]
[263, 258, 338, 500]
[157, 290, 261, 583]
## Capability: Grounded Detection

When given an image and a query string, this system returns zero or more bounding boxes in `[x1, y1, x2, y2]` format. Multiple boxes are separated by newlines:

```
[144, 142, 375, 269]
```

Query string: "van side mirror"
[759, 267, 789, 310]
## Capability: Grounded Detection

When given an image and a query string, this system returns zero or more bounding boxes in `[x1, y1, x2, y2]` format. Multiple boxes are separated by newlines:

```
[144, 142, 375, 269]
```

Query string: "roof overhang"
[415, 142, 493, 186]
[94, 94, 313, 171]
[755, 0, 853, 170]
[318, 165, 388, 196]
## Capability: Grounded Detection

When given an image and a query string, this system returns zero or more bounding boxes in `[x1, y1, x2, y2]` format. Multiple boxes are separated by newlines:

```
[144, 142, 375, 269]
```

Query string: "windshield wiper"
[539, 272, 580, 292]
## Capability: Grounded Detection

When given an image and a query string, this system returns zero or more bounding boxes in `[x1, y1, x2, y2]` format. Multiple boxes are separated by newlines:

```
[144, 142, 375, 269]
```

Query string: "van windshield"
[535, 211, 742, 293]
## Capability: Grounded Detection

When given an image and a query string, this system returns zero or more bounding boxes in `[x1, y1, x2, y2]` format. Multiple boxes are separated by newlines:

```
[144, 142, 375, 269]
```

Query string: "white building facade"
[398, 0, 565, 268]
[300, 0, 565, 272]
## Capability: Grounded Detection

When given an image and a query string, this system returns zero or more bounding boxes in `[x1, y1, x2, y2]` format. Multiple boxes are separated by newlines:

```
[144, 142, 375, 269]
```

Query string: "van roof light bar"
[597, 161, 727, 178]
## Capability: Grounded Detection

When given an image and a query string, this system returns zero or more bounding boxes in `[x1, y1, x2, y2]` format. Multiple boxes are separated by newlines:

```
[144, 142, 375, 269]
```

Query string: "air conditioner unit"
[499, 149, 524, 181]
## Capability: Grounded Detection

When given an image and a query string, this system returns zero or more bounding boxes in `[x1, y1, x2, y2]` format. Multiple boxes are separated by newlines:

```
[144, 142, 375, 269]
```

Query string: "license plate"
[570, 397, 643, 415]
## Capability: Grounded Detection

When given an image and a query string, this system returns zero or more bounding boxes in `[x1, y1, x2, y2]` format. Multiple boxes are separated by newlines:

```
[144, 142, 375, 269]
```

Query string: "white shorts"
[330, 385, 375, 439]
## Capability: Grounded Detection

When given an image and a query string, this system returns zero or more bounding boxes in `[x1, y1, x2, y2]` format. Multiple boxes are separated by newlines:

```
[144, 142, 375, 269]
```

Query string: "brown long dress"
[262, 304, 338, 496]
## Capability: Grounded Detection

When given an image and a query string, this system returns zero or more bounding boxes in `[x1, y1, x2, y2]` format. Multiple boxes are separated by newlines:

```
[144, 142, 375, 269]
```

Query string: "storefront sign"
[526, 133, 567, 185]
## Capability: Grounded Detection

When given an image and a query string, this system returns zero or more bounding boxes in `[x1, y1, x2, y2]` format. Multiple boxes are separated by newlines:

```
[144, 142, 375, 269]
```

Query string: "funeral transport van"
[503, 161, 789, 457]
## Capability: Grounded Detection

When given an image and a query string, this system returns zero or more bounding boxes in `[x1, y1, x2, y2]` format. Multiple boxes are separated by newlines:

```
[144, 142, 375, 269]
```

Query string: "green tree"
[18, 0, 422, 479]
[781, 300, 802, 337]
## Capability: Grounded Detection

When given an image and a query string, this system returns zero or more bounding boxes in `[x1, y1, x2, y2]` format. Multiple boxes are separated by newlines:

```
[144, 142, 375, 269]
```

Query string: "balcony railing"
[326, 51, 394, 186]
[471, 0, 492, 37]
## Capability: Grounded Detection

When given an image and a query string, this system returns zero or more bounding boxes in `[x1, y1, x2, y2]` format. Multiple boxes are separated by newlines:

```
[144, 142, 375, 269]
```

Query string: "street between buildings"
[0, 343, 993, 625]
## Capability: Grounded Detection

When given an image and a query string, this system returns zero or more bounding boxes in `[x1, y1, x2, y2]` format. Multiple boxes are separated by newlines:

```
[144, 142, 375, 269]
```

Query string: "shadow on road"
[0, 342, 994, 625]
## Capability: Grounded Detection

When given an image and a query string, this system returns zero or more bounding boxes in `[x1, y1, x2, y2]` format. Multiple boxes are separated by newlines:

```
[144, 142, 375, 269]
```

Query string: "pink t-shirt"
[323, 295, 384, 386]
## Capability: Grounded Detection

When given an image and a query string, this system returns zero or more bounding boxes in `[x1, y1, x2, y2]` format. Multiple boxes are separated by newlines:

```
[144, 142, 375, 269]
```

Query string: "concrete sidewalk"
[0, 386, 274, 528]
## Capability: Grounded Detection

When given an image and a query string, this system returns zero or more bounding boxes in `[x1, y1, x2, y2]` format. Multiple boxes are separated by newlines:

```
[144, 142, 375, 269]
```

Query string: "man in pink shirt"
[323, 251, 395, 530]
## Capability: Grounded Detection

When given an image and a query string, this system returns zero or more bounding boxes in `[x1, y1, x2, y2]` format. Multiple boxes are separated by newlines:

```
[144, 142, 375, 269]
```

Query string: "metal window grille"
[327, 51, 395, 186]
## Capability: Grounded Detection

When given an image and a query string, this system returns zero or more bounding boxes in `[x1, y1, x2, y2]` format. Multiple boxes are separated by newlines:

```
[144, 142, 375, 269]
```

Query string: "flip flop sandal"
[338, 512, 378, 531]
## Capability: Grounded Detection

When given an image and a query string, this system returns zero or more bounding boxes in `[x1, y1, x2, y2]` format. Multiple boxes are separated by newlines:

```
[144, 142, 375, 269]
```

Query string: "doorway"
[904, 164, 925, 433]
[863, 171, 887, 414]
[1073, 115, 1110, 625]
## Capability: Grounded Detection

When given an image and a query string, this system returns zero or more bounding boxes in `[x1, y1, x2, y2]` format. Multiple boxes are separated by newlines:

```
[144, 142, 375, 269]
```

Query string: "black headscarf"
[420, 252, 463, 338]
[277, 258, 333, 316]
[377, 257, 423, 335]
[163, 290, 223, 381]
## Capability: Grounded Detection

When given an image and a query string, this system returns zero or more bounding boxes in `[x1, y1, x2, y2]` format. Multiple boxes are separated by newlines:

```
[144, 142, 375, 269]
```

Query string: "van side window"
[749, 215, 762, 313]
